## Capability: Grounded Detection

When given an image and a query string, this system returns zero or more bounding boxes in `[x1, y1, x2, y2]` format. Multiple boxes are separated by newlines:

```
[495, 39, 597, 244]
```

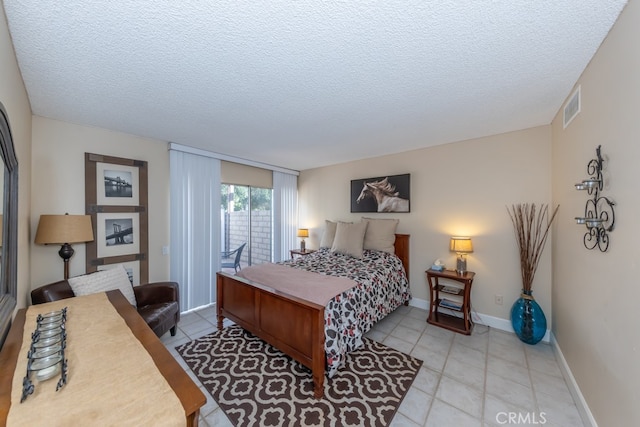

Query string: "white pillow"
[320, 220, 339, 248]
[68, 265, 137, 306]
[362, 217, 398, 254]
[330, 221, 368, 259]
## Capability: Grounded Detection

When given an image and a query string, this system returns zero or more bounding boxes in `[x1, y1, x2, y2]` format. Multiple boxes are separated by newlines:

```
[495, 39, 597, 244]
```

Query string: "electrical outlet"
[495, 294, 503, 305]
[162, 246, 169, 255]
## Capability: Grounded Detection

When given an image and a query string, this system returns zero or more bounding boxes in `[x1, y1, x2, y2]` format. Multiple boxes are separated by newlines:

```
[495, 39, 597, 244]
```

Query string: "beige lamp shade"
[297, 228, 309, 238]
[35, 214, 94, 245]
[449, 236, 473, 253]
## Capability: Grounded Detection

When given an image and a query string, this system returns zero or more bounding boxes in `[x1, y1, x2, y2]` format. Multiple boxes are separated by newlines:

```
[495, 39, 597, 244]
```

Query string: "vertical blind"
[272, 171, 298, 262]
[169, 149, 221, 312]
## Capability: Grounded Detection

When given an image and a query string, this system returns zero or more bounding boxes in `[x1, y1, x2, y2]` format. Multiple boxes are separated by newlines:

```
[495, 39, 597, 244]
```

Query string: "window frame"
[0, 101, 19, 349]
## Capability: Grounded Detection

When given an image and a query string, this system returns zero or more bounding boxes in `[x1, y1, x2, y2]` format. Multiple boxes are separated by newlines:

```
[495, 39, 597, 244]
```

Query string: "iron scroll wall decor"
[574, 145, 615, 252]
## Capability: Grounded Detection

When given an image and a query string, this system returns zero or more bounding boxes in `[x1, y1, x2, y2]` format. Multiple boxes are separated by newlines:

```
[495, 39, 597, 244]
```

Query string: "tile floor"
[160, 305, 585, 427]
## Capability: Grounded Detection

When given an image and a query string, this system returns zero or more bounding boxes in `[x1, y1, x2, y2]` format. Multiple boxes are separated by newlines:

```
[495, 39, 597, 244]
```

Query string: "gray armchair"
[221, 242, 246, 272]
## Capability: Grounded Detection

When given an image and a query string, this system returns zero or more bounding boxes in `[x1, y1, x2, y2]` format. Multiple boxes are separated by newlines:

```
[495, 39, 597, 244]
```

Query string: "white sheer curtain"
[170, 149, 221, 312]
[272, 171, 298, 262]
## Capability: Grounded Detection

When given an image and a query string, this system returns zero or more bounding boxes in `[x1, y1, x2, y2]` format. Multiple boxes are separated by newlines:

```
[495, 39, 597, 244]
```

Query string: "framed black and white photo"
[96, 162, 139, 205]
[85, 153, 149, 284]
[96, 212, 140, 258]
[105, 217, 134, 246]
[351, 173, 410, 213]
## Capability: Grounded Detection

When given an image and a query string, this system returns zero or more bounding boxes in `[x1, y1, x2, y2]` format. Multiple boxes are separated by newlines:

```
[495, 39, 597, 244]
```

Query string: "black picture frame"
[351, 173, 410, 213]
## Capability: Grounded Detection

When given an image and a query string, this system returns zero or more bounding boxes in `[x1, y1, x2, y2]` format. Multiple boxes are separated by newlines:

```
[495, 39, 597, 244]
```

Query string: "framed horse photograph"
[351, 173, 410, 213]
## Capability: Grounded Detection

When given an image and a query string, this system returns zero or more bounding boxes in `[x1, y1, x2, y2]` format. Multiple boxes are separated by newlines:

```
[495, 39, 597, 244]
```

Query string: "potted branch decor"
[507, 203, 559, 345]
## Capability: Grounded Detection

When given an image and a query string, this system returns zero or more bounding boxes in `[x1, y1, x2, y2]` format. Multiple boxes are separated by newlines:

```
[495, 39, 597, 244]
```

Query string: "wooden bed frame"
[216, 233, 410, 398]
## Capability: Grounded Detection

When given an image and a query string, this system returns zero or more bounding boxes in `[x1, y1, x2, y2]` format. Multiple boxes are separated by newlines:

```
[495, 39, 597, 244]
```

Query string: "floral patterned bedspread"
[279, 247, 411, 377]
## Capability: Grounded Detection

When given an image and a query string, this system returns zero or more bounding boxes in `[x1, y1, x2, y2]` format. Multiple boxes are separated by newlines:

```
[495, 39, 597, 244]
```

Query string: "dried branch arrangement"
[507, 203, 560, 292]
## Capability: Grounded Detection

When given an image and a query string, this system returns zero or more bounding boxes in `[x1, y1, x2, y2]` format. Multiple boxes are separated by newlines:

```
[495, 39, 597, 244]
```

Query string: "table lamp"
[297, 228, 309, 251]
[35, 213, 94, 279]
[450, 236, 473, 274]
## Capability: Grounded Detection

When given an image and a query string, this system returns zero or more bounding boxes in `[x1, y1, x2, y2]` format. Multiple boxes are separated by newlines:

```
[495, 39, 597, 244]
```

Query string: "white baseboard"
[475, 312, 551, 343]
[408, 297, 429, 311]
[551, 333, 598, 427]
[409, 297, 551, 343]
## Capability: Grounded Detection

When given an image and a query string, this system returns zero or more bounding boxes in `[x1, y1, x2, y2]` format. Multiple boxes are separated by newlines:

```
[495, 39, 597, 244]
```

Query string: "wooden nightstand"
[426, 268, 475, 335]
[290, 249, 316, 259]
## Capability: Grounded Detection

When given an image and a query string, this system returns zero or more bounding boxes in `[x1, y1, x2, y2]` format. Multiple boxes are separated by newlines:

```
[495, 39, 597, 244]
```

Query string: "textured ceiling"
[3, 1, 627, 171]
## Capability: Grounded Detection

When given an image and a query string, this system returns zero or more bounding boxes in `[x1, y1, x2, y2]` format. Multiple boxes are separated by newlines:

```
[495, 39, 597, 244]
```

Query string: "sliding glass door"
[221, 184, 272, 272]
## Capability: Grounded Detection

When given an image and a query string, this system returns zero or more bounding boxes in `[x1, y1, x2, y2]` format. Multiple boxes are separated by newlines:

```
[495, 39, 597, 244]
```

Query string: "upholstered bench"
[31, 266, 180, 338]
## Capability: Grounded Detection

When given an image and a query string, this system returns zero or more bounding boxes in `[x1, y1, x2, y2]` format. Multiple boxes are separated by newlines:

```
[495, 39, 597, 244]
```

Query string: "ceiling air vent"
[563, 85, 581, 129]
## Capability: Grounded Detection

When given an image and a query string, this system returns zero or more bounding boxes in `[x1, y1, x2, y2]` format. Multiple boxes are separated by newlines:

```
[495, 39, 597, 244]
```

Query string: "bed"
[216, 231, 410, 399]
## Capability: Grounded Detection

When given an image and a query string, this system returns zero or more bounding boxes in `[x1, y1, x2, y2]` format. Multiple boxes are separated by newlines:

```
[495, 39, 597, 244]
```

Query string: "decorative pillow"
[362, 217, 399, 254]
[319, 220, 339, 248]
[330, 221, 368, 259]
[68, 265, 137, 306]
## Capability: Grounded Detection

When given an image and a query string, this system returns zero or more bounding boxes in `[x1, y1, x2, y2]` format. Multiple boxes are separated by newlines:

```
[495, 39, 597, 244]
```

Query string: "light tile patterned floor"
[160, 305, 585, 427]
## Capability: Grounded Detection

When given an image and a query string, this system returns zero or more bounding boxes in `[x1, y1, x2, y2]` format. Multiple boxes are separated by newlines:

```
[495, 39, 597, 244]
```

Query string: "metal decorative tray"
[21, 307, 68, 402]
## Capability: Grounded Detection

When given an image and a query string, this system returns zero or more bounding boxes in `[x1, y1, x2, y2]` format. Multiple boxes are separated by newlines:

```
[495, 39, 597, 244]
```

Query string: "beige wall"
[0, 0, 32, 309]
[299, 125, 553, 325]
[551, 0, 639, 425]
[30, 117, 170, 289]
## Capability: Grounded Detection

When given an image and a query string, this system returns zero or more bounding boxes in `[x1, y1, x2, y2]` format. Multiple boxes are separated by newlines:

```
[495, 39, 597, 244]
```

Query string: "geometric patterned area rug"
[176, 325, 423, 427]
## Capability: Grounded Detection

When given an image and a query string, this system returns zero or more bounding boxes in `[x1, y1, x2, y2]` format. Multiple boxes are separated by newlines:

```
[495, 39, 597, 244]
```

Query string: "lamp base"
[58, 243, 75, 280]
[300, 240, 306, 251]
[456, 254, 467, 274]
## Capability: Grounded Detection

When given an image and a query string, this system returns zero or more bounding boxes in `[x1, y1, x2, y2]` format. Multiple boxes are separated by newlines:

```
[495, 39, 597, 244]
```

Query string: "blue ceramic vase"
[510, 290, 546, 345]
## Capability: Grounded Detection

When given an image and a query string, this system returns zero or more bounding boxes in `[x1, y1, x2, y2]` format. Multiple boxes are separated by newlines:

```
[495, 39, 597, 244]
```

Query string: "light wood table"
[0, 290, 206, 426]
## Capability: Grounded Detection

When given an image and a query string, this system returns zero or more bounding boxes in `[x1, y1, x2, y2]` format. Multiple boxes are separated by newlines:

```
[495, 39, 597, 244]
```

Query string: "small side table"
[290, 249, 316, 259]
[426, 268, 475, 335]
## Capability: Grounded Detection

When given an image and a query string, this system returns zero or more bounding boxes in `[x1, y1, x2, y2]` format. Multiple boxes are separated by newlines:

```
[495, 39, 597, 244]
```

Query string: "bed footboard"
[216, 272, 326, 398]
